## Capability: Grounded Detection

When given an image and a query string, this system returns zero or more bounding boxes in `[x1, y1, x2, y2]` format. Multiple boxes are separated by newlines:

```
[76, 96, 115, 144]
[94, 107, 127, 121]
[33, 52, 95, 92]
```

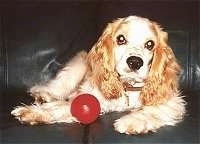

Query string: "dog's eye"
[145, 40, 154, 50]
[116, 35, 127, 45]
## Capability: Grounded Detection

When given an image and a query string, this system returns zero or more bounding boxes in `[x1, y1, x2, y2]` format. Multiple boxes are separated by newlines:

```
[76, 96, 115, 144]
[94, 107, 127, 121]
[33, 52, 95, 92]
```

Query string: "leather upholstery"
[1, 1, 199, 143]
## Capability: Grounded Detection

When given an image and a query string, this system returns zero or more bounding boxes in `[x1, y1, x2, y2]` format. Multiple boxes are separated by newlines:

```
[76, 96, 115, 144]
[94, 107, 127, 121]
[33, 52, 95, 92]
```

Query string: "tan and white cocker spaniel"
[11, 16, 186, 134]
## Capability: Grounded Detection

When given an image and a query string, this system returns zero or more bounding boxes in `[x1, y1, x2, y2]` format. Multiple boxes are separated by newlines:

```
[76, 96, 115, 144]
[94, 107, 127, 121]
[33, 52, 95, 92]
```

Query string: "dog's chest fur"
[78, 80, 142, 113]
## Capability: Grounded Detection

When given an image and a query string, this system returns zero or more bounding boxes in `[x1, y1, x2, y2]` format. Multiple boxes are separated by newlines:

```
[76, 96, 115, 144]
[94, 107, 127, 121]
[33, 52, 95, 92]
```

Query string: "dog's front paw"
[11, 106, 44, 125]
[114, 114, 150, 135]
[11, 102, 77, 125]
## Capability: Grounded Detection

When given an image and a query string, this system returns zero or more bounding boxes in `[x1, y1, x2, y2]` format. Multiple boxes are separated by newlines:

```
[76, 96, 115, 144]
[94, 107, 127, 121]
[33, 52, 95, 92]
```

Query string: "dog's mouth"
[118, 73, 145, 92]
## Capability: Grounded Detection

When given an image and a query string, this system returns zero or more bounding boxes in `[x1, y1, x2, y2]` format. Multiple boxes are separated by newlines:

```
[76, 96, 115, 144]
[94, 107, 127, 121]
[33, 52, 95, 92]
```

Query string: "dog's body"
[11, 16, 186, 134]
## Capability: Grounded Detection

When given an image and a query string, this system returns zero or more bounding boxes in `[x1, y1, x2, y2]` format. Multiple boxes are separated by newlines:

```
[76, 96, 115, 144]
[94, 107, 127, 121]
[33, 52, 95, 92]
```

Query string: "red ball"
[70, 94, 100, 124]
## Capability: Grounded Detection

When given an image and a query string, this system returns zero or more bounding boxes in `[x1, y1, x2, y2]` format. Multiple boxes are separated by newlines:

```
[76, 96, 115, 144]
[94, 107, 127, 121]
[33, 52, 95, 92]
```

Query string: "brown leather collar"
[123, 82, 143, 91]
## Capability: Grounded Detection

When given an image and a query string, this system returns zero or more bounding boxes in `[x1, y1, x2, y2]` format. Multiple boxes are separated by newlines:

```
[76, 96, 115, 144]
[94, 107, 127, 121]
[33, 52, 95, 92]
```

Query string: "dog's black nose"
[126, 56, 143, 70]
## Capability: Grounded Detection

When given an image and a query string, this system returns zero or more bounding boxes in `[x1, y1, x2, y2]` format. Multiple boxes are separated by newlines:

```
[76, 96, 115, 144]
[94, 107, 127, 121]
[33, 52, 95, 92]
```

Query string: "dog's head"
[87, 16, 180, 105]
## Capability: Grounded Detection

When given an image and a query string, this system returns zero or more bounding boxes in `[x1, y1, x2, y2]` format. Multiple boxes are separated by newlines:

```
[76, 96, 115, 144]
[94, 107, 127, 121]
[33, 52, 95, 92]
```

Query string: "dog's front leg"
[114, 95, 186, 134]
[11, 101, 77, 125]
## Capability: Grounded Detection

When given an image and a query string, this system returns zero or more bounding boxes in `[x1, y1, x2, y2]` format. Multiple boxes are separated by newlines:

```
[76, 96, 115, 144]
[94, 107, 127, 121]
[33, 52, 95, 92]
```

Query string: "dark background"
[0, 0, 199, 143]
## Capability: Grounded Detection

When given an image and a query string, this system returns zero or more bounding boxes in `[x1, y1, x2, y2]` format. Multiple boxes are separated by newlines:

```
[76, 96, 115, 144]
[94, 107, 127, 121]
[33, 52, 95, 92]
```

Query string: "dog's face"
[88, 16, 180, 102]
[114, 17, 157, 82]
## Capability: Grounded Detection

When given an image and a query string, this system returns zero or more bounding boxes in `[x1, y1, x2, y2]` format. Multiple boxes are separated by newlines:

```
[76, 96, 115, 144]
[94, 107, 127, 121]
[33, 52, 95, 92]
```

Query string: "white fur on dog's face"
[114, 16, 157, 82]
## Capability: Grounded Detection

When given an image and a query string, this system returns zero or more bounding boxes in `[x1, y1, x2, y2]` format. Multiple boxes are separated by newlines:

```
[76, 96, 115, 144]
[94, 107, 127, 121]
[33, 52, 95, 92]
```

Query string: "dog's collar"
[123, 82, 143, 91]
[123, 82, 144, 107]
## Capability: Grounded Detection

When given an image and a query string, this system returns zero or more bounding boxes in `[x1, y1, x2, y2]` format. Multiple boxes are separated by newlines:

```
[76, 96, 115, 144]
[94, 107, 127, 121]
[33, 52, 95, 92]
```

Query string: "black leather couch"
[1, 1, 199, 143]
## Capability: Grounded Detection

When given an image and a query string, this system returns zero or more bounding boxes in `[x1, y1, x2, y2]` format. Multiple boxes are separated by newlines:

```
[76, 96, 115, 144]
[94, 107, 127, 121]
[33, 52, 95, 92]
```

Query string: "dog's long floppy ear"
[87, 20, 124, 99]
[140, 23, 181, 105]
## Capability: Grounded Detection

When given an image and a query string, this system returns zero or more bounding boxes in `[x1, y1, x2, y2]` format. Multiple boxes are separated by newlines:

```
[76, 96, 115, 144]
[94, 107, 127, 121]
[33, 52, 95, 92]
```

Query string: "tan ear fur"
[140, 23, 181, 105]
[87, 20, 124, 99]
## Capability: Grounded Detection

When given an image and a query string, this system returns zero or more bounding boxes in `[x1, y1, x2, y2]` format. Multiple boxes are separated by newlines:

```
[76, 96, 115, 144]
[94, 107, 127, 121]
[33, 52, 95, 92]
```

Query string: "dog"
[11, 16, 186, 135]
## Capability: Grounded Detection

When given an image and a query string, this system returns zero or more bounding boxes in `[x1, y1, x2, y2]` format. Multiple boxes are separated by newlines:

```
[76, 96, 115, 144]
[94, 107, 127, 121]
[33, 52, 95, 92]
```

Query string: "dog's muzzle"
[126, 56, 143, 70]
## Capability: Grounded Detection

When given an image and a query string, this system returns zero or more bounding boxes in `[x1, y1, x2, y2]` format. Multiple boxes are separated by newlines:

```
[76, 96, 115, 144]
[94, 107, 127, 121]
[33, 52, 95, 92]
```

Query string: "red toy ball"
[70, 94, 101, 124]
